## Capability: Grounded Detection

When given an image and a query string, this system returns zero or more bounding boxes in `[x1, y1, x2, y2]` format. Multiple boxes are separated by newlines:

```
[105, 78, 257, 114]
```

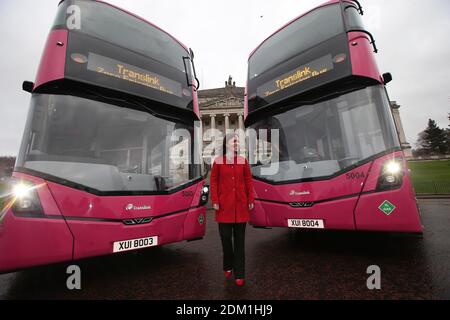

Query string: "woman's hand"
[248, 203, 254, 210]
[213, 203, 220, 211]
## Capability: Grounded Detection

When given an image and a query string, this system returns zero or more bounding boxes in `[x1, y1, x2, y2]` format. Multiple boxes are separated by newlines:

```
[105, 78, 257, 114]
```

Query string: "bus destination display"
[85, 52, 183, 97]
[257, 54, 334, 98]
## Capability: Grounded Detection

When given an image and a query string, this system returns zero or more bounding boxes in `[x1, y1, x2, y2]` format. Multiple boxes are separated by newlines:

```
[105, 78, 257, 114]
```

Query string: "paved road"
[1, 199, 449, 300]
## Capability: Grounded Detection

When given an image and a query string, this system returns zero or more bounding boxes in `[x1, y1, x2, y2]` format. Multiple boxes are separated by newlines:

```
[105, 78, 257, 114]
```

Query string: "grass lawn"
[408, 160, 450, 194]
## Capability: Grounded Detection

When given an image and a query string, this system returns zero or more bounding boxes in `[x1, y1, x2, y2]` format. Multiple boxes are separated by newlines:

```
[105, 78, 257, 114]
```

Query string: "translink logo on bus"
[257, 54, 334, 98]
[275, 66, 322, 90]
[125, 204, 152, 211]
[117, 64, 160, 87]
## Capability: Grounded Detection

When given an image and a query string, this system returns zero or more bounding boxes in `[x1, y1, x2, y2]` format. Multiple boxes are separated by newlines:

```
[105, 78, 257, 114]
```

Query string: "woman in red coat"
[210, 133, 255, 286]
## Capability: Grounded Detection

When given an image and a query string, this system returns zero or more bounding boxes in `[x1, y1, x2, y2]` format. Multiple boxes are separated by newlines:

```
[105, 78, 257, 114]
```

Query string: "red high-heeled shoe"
[224, 270, 232, 278]
[235, 279, 245, 286]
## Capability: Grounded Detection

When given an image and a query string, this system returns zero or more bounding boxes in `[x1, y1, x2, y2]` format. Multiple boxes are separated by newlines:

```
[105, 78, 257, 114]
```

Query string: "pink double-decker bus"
[0, 0, 209, 273]
[245, 1, 422, 233]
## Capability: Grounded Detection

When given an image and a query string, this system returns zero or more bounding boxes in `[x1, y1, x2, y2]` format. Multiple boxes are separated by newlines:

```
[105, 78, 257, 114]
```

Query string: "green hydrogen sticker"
[379, 200, 396, 216]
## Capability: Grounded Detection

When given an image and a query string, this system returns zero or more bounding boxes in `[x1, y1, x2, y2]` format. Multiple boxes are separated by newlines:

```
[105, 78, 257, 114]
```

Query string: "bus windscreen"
[53, 0, 195, 110]
[17, 93, 200, 193]
[249, 85, 400, 183]
[247, 3, 353, 114]
[249, 4, 344, 80]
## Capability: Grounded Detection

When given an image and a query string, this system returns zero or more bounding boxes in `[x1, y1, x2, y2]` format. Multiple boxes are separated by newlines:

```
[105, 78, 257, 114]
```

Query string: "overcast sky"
[0, 0, 449, 156]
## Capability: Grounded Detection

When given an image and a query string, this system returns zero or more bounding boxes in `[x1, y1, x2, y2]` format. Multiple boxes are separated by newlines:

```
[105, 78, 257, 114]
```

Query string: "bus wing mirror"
[189, 48, 200, 91]
[184, 48, 200, 91]
[383, 73, 393, 84]
[22, 81, 34, 93]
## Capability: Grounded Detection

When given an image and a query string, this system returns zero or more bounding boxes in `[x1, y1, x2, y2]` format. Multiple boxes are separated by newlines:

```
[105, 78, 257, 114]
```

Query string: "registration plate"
[113, 236, 158, 253]
[288, 219, 324, 229]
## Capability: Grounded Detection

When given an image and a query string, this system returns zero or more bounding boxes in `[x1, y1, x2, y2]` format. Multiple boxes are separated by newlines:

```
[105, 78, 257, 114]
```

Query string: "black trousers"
[218, 223, 246, 279]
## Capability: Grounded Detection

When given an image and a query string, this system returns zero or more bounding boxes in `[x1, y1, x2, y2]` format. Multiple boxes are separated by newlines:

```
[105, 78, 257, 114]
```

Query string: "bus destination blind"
[257, 54, 334, 98]
[86, 52, 183, 97]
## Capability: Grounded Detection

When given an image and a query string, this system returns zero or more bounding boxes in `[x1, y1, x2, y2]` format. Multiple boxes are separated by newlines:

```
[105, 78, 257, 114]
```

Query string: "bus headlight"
[13, 183, 32, 199]
[386, 161, 401, 175]
[199, 185, 209, 206]
[377, 159, 404, 191]
[10, 180, 44, 216]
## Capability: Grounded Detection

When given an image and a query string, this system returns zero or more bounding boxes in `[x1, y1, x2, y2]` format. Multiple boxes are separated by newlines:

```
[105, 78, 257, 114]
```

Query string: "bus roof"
[248, 0, 356, 60]
[93, 0, 190, 53]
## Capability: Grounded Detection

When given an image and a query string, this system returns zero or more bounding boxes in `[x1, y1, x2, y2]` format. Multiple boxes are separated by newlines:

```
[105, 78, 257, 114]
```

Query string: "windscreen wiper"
[352, 0, 364, 15]
[348, 29, 378, 53]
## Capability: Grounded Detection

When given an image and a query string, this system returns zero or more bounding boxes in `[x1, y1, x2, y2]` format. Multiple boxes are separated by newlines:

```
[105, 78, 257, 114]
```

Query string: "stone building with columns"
[198, 76, 245, 165]
[197, 76, 413, 164]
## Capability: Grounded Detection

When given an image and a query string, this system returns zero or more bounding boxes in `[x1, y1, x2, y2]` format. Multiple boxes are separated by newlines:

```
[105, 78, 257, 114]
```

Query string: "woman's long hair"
[222, 132, 238, 157]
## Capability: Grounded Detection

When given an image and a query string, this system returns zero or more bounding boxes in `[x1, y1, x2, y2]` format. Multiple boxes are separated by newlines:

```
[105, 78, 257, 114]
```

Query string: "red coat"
[210, 155, 255, 223]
